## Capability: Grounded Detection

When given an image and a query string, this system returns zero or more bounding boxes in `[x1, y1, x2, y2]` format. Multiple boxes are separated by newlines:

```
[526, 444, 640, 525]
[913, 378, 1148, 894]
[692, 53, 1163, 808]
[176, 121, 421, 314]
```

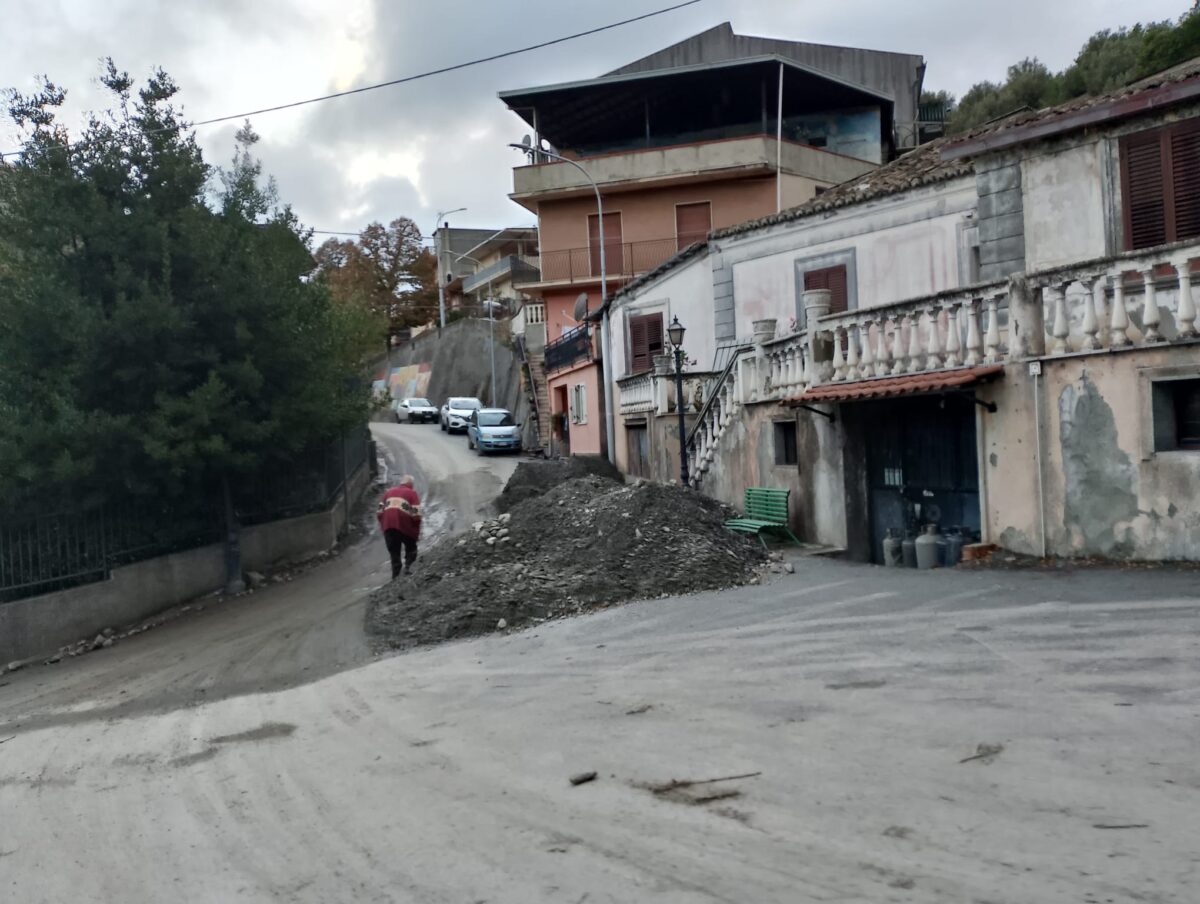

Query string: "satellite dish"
[573, 292, 590, 322]
[520, 134, 532, 149]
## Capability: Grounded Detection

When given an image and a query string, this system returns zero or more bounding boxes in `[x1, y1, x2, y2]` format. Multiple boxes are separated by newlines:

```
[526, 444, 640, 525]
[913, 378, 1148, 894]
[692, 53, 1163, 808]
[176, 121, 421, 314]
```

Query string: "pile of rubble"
[366, 468, 766, 651]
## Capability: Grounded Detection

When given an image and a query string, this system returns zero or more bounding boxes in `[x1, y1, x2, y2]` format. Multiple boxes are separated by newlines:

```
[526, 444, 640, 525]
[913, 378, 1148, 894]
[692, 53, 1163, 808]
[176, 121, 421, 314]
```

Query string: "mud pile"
[494, 456, 624, 513]
[366, 470, 764, 651]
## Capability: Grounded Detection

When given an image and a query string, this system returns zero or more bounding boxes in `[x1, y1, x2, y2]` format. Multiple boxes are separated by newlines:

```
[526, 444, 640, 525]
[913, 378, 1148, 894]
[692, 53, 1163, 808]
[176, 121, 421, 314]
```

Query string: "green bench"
[725, 487, 802, 549]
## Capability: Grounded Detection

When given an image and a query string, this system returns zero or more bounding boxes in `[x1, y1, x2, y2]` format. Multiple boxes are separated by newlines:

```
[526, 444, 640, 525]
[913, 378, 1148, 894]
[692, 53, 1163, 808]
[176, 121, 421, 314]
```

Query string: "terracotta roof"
[710, 137, 974, 242]
[942, 55, 1200, 159]
[789, 365, 1003, 404]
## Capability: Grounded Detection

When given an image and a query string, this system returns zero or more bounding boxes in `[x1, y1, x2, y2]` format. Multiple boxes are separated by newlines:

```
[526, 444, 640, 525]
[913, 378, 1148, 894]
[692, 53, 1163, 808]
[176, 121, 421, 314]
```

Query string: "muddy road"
[0, 423, 517, 732]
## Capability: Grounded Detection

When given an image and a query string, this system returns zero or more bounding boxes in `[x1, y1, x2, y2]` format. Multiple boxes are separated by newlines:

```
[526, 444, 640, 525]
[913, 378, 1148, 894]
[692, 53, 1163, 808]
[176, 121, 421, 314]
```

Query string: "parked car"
[467, 408, 522, 454]
[440, 396, 483, 433]
[394, 397, 438, 424]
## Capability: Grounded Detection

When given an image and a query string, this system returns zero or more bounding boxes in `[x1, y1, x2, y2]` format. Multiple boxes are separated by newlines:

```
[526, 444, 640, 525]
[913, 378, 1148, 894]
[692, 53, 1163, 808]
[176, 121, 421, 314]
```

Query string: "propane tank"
[945, 528, 964, 566]
[901, 532, 918, 568]
[882, 528, 902, 566]
[915, 524, 940, 569]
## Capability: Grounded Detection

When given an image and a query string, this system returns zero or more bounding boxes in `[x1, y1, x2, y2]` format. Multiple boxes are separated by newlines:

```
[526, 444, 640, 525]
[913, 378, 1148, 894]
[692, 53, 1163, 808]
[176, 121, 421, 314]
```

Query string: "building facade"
[610, 59, 1200, 562]
[500, 22, 926, 458]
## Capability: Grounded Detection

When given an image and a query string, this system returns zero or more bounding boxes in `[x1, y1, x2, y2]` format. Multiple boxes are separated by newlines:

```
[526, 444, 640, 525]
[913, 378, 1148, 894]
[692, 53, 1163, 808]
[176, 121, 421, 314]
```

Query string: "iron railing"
[544, 325, 592, 373]
[513, 236, 686, 286]
[0, 427, 370, 604]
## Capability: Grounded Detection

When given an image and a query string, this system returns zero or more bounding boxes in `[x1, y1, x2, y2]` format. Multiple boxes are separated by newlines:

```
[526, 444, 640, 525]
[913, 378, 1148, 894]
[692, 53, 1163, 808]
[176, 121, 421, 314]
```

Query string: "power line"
[1, 0, 704, 159]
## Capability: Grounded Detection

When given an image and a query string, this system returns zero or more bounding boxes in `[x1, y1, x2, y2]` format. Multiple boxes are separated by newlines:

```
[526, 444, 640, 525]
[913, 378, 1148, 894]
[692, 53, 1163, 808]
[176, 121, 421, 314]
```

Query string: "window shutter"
[676, 202, 712, 250]
[1171, 123, 1200, 242]
[804, 265, 849, 313]
[645, 314, 664, 357]
[1122, 131, 1168, 250]
[629, 316, 650, 373]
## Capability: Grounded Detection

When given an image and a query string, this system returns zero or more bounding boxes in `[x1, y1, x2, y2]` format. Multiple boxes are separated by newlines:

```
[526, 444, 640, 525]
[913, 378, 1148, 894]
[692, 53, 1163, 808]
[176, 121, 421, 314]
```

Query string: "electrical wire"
[0, 0, 703, 159]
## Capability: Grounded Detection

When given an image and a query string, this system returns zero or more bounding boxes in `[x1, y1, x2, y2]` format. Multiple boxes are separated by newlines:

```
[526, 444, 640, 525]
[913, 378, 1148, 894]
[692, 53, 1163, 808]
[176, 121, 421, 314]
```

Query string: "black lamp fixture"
[668, 315, 689, 487]
[667, 315, 685, 348]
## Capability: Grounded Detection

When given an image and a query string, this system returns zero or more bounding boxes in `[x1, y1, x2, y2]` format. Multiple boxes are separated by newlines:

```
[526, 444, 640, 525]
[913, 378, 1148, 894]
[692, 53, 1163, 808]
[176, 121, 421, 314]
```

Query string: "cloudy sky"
[1, 0, 1190, 240]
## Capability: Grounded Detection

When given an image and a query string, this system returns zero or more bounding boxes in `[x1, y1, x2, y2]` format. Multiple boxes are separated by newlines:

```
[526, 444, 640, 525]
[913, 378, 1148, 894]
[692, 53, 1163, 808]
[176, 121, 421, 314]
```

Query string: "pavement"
[1, 428, 1198, 902]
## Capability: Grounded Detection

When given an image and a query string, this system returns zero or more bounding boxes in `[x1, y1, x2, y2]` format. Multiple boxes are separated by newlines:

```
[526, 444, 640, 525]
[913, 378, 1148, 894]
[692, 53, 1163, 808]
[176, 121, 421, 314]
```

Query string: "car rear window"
[478, 411, 514, 427]
[449, 398, 481, 409]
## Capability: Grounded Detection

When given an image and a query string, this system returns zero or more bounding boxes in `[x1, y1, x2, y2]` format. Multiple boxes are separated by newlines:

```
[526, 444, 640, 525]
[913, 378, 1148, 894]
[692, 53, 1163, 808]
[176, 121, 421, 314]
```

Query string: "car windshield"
[478, 411, 515, 427]
[409, 398, 431, 407]
[449, 398, 481, 409]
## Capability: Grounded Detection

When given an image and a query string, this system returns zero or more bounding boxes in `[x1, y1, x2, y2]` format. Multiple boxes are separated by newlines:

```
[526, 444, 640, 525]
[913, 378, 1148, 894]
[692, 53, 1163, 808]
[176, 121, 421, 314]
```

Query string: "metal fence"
[544, 325, 592, 373]
[0, 427, 370, 604]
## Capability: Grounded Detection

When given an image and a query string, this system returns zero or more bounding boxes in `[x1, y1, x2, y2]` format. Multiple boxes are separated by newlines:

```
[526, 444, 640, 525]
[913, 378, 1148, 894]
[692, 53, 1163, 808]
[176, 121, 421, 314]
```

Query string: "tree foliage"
[936, 6, 1200, 134]
[0, 63, 377, 510]
[313, 217, 438, 344]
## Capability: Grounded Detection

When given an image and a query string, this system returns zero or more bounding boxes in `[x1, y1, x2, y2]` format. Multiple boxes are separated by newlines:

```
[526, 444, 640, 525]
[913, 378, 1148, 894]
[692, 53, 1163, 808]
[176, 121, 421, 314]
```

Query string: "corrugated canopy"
[789, 365, 1003, 405]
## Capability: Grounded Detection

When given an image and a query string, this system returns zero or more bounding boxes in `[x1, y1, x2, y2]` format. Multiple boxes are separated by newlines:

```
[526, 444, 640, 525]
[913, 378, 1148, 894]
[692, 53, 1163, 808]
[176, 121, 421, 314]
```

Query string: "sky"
[0, 0, 1191, 240]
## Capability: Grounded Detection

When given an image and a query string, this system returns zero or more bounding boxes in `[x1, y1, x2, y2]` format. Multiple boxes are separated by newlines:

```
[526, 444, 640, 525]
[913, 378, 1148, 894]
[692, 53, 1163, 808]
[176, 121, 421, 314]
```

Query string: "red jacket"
[378, 486, 422, 539]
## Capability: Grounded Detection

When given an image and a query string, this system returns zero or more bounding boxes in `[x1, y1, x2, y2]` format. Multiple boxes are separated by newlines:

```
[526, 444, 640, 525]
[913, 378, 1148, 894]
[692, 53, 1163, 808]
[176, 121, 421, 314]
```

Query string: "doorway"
[625, 423, 649, 477]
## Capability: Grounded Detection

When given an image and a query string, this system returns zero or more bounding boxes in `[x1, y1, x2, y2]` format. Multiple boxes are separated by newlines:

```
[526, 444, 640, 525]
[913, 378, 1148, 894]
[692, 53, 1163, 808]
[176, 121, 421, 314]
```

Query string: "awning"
[787, 365, 1004, 405]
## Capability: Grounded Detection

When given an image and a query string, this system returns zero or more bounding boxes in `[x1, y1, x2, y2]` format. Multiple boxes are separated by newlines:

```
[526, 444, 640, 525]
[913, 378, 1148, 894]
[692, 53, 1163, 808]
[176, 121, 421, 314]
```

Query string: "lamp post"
[449, 249, 498, 408]
[433, 207, 467, 329]
[508, 143, 616, 464]
[668, 315, 689, 487]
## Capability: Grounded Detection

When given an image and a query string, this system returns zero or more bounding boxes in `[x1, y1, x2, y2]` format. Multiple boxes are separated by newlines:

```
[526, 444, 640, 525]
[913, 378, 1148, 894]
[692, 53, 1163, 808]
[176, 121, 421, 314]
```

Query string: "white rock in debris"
[497, 528, 509, 538]
[496, 618, 507, 630]
[635, 528, 642, 539]
[101, 638, 114, 648]
[6, 661, 24, 673]
[498, 513, 512, 525]
[472, 521, 485, 532]
[499, 537, 512, 544]
[486, 537, 497, 546]
[92, 635, 106, 651]
[783, 562, 795, 574]
[102, 627, 115, 638]
[246, 571, 267, 589]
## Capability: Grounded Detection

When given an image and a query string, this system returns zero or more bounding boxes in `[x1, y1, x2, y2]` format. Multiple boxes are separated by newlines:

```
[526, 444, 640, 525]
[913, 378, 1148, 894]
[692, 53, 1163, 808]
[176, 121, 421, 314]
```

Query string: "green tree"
[0, 64, 376, 580]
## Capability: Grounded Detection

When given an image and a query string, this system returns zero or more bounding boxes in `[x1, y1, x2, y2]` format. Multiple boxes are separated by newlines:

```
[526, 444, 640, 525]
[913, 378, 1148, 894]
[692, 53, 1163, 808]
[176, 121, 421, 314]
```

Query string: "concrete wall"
[610, 255, 715, 378]
[1021, 141, 1109, 271]
[0, 464, 370, 665]
[718, 175, 977, 347]
[980, 347, 1200, 560]
[547, 359, 604, 456]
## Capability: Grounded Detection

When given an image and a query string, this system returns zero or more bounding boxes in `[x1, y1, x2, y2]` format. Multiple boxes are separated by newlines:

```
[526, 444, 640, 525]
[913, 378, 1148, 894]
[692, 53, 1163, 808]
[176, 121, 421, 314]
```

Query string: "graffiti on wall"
[373, 362, 433, 400]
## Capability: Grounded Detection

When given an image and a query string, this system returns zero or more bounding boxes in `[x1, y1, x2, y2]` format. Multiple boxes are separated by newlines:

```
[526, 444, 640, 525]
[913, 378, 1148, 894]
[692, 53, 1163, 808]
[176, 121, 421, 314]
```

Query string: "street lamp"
[668, 316, 689, 487]
[508, 142, 616, 464]
[450, 249, 499, 408]
[433, 207, 467, 329]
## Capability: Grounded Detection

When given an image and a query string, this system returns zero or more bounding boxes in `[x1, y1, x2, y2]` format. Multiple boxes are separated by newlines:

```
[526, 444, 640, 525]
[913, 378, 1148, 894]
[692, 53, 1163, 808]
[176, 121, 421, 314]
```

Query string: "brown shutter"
[1171, 122, 1200, 242]
[629, 315, 650, 374]
[645, 313, 664, 357]
[676, 202, 712, 250]
[804, 265, 849, 313]
[1122, 131, 1168, 250]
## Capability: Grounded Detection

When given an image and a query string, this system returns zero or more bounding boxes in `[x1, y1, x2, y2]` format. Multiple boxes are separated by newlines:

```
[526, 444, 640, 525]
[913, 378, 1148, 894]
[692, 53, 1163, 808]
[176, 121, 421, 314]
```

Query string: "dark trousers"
[384, 529, 418, 578]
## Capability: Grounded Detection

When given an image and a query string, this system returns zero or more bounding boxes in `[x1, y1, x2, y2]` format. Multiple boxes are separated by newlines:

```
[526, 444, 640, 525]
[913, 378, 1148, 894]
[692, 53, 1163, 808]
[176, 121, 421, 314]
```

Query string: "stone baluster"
[1049, 283, 1070, 354]
[790, 344, 804, 392]
[983, 297, 1001, 363]
[831, 327, 847, 381]
[944, 301, 963, 368]
[875, 318, 891, 376]
[906, 311, 923, 373]
[890, 316, 906, 375]
[1141, 268, 1162, 342]
[859, 318, 875, 376]
[844, 324, 861, 380]
[962, 298, 982, 366]
[1086, 276, 1107, 349]
[1177, 260, 1197, 338]
[1110, 276, 1130, 347]
[925, 306, 944, 370]
[801, 340, 813, 385]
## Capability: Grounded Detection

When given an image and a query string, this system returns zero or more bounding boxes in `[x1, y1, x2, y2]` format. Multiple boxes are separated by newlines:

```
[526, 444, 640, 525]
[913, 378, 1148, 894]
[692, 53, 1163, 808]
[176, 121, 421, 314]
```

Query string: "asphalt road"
[1, 437, 1198, 901]
[0, 422, 517, 732]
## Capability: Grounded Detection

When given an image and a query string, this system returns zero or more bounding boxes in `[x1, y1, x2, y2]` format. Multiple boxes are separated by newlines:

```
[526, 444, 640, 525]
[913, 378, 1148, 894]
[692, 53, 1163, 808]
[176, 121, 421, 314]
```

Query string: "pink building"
[501, 22, 924, 458]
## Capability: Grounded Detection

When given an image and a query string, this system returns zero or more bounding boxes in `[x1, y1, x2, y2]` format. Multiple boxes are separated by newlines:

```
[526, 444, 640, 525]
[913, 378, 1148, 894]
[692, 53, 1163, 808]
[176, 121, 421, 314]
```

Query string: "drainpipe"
[1031, 361, 1048, 558]
[775, 62, 784, 213]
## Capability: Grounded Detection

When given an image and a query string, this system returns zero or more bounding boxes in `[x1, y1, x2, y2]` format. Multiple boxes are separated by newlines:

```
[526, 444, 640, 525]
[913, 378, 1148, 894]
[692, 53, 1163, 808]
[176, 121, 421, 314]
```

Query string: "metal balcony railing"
[544, 325, 592, 373]
[512, 236, 687, 287]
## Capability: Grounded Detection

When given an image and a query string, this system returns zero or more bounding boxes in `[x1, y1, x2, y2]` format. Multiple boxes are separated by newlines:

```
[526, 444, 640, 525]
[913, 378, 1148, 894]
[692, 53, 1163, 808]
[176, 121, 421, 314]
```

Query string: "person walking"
[378, 475, 422, 578]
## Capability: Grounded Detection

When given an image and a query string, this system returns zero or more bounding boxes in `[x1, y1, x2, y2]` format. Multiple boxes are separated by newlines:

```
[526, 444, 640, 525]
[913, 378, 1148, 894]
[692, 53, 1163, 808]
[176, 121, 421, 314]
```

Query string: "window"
[803, 264, 849, 314]
[570, 383, 588, 424]
[774, 420, 798, 466]
[588, 212, 622, 276]
[1152, 378, 1200, 451]
[1120, 121, 1200, 250]
[675, 201, 712, 250]
[628, 312, 664, 374]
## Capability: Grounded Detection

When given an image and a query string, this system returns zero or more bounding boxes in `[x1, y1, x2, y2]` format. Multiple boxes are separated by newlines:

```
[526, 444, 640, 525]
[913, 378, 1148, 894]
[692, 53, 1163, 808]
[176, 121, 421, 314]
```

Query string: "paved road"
[2, 527, 1198, 901]
[0, 422, 517, 732]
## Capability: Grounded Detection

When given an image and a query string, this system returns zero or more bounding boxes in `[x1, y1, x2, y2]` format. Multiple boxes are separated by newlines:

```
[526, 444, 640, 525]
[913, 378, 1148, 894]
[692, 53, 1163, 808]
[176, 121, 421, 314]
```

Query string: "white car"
[440, 396, 483, 433]
[394, 397, 439, 424]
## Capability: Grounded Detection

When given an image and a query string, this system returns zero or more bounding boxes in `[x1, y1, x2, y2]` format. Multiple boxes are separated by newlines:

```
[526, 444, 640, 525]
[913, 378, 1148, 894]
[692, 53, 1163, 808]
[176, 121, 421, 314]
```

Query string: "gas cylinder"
[901, 532, 917, 568]
[882, 529, 902, 566]
[915, 524, 940, 569]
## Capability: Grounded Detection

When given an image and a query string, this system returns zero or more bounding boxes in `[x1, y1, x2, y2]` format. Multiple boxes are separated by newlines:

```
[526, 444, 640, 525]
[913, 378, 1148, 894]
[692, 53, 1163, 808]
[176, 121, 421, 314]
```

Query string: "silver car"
[440, 396, 483, 433]
[466, 408, 522, 454]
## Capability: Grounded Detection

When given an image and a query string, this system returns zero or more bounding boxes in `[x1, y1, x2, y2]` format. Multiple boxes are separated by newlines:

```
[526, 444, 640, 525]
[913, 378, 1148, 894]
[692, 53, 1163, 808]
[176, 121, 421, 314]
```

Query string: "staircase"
[515, 334, 552, 454]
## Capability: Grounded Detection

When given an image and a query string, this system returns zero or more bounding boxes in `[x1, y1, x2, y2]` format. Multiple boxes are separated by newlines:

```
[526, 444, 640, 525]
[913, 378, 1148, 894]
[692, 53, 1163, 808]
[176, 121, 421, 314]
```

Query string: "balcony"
[617, 369, 721, 417]
[544, 325, 592, 373]
[513, 237, 683, 289]
[511, 135, 876, 205]
[462, 254, 541, 294]
[686, 238, 1200, 486]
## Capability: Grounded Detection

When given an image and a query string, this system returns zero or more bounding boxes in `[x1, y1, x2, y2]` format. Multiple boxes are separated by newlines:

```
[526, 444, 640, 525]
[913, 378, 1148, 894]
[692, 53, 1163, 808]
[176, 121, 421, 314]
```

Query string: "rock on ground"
[366, 473, 764, 651]
[494, 456, 623, 513]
